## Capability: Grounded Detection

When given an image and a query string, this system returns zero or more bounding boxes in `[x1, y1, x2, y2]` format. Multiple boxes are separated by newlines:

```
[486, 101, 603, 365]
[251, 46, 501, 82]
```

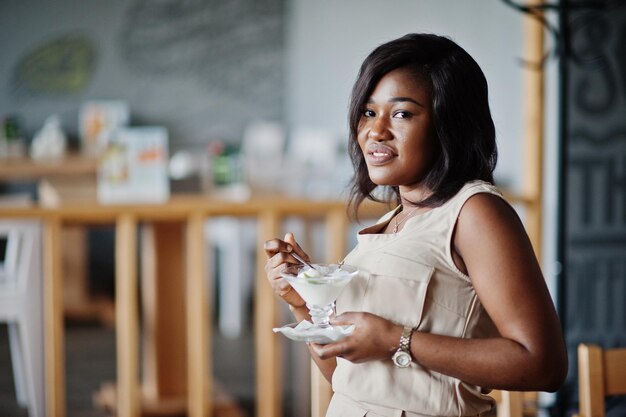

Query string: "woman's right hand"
[263, 232, 307, 308]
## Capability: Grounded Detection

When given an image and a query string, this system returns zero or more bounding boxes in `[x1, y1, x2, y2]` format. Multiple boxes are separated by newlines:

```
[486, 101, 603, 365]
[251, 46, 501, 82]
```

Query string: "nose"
[368, 117, 391, 141]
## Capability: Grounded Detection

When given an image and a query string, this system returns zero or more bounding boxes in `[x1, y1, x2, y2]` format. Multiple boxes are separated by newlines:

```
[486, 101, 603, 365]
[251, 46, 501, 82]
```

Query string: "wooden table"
[0, 194, 386, 417]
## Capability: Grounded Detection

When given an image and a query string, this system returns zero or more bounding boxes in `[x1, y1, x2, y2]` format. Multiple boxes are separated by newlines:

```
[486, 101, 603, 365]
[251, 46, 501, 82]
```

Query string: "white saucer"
[273, 320, 355, 344]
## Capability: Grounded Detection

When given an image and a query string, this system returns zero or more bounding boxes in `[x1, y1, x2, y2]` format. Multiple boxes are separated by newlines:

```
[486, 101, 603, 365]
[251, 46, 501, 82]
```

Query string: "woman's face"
[357, 67, 437, 193]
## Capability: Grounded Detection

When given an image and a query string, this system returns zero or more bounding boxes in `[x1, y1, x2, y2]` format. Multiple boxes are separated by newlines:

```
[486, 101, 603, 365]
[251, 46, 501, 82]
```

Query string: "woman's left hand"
[311, 312, 402, 363]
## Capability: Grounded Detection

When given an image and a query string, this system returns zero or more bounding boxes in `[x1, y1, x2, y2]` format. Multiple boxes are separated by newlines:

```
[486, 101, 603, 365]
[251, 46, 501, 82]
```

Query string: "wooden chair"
[490, 390, 521, 417]
[575, 343, 626, 417]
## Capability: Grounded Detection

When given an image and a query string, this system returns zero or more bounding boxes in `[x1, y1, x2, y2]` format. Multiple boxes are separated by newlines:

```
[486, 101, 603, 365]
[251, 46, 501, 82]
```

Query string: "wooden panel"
[0, 196, 388, 224]
[490, 390, 502, 403]
[60, 226, 88, 307]
[0, 153, 97, 181]
[141, 223, 187, 400]
[186, 213, 211, 417]
[521, 0, 545, 261]
[115, 215, 140, 417]
[578, 344, 605, 417]
[255, 210, 282, 417]
[496, 391, 523, 417]
[60, 226, 94, 319]
[44, 218, 65, 417]
[603, 348, 626, 396]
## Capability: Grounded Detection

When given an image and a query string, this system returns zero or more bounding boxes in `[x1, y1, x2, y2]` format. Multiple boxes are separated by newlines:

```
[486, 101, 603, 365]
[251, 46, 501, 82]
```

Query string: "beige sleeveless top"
[333, 180, 502, 416]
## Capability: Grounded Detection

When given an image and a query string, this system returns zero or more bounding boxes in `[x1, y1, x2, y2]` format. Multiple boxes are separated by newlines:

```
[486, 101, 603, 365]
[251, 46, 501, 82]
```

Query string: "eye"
[393, 111, 412, 119]
[363, 109, 376, 118]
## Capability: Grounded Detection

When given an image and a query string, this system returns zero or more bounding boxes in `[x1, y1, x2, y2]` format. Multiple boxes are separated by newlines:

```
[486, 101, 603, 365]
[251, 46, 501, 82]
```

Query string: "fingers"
[264, 233, 310, 272]
[265, 251, 290, 270]
[263, 237, 293, 258]
[317, 313, 398, 363]
[264, 233, 311, 263]
[311, 342, 348, 360]
[311, 313, 357, 360]
[284, 232, 311, 261]
[263, 233, 307, 308]
[263, 236, 295, 277]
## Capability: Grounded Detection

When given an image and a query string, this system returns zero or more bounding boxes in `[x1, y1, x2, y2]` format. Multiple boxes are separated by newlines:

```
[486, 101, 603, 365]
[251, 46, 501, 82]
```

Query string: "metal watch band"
[392, 325, 414, 368]
[400, 325, 413, 353]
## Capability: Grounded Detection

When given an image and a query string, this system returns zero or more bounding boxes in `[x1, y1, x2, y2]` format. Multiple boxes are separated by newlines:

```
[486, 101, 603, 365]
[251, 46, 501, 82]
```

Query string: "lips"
[365, 143, 397, 165]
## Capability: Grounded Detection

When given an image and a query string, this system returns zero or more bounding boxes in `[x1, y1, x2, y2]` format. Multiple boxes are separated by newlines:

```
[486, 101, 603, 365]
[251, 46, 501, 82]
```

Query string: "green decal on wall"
[12, 34, 95, 96]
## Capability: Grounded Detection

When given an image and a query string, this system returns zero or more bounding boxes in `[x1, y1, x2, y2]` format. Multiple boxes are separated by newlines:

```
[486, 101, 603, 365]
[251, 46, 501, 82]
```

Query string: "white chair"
[283, 127, 349, 199]
[0, 219, 44, 417]
[206, 217, 256, 339]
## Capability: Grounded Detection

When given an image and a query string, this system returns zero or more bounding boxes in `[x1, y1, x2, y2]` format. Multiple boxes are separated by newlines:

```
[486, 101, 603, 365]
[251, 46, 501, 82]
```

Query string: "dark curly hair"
[348, 33, 497, 215]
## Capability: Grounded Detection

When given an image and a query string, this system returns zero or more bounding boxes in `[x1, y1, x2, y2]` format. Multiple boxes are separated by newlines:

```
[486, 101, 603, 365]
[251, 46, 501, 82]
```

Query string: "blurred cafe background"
[1, 1, 625, 417]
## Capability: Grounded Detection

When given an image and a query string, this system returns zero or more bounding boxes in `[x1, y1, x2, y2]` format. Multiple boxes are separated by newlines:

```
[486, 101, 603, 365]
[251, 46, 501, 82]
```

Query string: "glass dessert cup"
[280, 263, 358, 330]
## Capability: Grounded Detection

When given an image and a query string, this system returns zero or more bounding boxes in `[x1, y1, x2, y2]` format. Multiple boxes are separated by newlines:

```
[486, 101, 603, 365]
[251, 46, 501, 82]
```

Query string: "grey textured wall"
[0, 0, 285, 152]
[563, 2, 626, 414]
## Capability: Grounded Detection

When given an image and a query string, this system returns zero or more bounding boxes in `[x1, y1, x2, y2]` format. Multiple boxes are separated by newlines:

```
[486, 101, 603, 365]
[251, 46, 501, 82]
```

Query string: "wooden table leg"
[186, 212, 211, 417]
[256, 211, 282, 417]
[44, 218, 65, 417]
[116, 215, 140, 417]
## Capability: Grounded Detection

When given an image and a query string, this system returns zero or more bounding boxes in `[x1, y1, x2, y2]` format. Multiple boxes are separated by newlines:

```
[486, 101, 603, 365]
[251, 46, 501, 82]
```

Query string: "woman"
[264, 33, 567, 416]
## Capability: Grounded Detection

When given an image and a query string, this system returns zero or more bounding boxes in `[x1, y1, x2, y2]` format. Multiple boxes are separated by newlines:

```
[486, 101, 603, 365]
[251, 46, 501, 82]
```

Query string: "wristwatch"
[392, 325, 414, 368]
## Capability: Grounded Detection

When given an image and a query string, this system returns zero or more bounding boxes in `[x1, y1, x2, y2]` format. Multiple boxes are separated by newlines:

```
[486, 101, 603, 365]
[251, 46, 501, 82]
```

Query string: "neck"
[400, 194, 430, 210]
[399, 189, 432, 208]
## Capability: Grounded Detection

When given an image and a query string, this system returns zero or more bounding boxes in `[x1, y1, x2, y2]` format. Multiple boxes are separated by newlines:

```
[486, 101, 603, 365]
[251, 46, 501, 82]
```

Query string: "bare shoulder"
[453, 191, 535, 268]
[453, 192, 546, 327]
[457, 192, 525, 236]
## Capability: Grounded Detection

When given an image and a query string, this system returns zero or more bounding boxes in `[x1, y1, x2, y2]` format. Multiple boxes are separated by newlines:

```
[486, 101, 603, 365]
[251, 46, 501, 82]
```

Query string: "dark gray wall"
[0, 0, 285, 152]
[563, 2, 626, 415]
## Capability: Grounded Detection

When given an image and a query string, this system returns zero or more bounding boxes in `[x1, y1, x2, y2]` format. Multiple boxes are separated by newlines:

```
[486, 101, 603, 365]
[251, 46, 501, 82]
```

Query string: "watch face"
[392, 351, 411, 368]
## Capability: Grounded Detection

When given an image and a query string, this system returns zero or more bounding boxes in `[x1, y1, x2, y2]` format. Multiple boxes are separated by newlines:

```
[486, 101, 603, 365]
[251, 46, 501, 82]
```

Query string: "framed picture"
[97, 127, 170, 204]
[79, 100, 130, 155]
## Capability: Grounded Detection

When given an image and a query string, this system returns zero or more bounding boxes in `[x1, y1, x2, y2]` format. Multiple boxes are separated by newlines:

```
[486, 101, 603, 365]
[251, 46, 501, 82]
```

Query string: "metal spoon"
[290, 251, 321, 273]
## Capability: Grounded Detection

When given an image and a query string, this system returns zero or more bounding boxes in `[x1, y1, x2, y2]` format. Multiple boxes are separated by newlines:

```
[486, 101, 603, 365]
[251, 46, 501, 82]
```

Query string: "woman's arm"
[314, 193, 568, 392]
[410, 193, 567, 391]
[264, 233, 338, 383]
